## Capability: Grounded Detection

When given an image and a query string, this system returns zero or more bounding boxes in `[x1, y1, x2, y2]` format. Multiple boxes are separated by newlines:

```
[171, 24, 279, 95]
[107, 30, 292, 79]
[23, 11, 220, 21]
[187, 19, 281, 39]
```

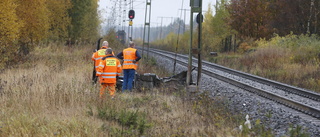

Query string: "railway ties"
[139, 47, 320, 121]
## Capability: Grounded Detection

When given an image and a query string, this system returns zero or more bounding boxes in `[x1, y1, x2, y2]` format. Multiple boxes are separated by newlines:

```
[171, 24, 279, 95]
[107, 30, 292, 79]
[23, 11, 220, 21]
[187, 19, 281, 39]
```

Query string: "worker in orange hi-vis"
[92, 41, 116, 84]
[97, 48, 122, 99]
[92, 41, 109, 83]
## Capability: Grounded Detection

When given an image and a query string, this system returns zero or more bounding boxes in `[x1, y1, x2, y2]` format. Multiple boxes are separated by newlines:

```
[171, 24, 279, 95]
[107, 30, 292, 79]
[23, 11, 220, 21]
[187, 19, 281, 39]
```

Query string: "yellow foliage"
[16, 0, 50, 43]
[0, 0, 21, 69]
[202, 4, 216, 52]
[46, 0, 72, 40]
[0, 0, 99, 69]
[0, 0, 21, 42]
[238, 42, 252, 53]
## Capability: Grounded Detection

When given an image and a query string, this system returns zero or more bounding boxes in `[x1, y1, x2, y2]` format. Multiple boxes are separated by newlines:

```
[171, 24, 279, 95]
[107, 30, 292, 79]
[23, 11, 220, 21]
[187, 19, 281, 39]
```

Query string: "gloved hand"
[133, 60, 137, 63]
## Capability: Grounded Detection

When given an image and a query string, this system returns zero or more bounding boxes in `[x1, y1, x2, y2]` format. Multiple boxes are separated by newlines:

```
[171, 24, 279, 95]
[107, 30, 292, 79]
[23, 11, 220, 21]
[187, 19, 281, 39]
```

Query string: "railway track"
[139, 47, 320, 120]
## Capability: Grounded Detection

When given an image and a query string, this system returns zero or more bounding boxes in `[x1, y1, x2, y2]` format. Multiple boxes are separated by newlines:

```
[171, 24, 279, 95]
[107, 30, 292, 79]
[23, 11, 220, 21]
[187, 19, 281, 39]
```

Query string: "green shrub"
[288, 125, 310, 137]
[97, 104, 151, 136]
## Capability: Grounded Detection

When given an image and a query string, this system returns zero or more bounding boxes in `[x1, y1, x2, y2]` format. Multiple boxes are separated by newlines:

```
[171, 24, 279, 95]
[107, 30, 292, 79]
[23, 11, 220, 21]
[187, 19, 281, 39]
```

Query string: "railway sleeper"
[117, 70, 194, 91]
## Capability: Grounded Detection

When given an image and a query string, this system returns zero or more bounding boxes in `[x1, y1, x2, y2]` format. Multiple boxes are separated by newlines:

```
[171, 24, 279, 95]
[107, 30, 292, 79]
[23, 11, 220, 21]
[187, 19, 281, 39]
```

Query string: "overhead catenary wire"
[133, 1, 146, 8]
[173, 0, 185, 74]
[102, 0, 142, 33]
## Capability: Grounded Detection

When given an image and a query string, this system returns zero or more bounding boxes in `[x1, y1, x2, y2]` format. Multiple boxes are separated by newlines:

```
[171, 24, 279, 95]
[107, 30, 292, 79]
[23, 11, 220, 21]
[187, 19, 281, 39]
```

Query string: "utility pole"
[179, 9, 190, 33]
[118, 0, 122, 30]
[106, 18, 116, 33]
[139, 24, 143, 39]
[122, 0, 127, 31]
[142, 0, 152, 59]
[133, 24, 144, 39]
[187, 0, 203, 89]
[159, 17, 163, 40]
[150, 22, 160, 41]
[157, 16, 174, 40]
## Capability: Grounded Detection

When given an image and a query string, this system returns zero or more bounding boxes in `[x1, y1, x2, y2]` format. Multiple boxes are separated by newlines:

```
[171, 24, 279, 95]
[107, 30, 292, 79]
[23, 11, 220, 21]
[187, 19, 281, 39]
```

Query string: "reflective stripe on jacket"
[97, 56, 122, 83]
[92, 49, 107, 69]
[92, 49, 115, 70]
[122, 48, 138, 70]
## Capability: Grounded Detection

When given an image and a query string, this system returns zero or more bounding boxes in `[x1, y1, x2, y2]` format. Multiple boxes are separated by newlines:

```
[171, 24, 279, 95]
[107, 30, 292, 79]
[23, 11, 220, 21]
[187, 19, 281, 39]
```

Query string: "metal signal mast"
[128, 0, 134, 42]
[187, 0, 203, 89]
[142, 0, 152, 59]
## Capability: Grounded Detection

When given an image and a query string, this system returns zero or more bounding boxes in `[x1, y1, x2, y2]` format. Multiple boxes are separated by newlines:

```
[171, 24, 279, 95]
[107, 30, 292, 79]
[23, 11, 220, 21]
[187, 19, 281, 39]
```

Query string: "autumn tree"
[68, 0, 100, 42]
[272, 0, 320, 36]
[202, 0, 236, 52]
[0, 0, 21, 69]
[314, 0, 320, 34]
[46, 0, 72, 41]
[0, 0, 101, 69]
[227, 0, 320, 39]
[14, 0, 50, 56]
[16, 0, 50, 44]
[227, 0, 274, 39]
[202, 4, 216, 51]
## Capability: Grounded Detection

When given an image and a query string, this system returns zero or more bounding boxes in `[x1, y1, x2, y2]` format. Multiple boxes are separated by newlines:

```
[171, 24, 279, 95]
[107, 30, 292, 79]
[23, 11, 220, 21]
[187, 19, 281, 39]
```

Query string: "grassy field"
[0, 42, 283, 136]
[206, 34, 320, 93]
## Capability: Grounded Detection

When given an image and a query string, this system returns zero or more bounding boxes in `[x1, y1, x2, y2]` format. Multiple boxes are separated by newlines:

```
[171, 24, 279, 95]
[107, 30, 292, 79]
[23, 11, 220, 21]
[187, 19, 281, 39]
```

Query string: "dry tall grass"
[209, 34, 320, 93]
[0, 43, 262, 136]
[0, 43, 105, 136]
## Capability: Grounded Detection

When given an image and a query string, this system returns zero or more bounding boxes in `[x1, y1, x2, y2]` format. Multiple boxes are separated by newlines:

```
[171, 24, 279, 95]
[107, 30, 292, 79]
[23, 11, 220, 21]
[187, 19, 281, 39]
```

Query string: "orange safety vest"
[122, 48, 138, 70]
[97, 56, 122, 83]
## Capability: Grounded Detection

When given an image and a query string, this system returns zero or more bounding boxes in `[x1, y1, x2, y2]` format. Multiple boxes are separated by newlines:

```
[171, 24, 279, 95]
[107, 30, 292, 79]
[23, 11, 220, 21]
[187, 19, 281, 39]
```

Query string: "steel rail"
[149, 48, 320, 102]
[139, 47, 320, 119]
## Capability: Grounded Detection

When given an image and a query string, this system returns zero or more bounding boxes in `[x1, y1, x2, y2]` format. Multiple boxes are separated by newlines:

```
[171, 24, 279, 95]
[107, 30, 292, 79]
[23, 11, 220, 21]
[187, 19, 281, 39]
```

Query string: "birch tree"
[0, 0, 21, 69]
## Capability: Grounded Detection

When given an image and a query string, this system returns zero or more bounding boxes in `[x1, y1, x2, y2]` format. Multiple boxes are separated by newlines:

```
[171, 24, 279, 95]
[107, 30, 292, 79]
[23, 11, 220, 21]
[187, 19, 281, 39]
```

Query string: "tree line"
[199, 0, 320, 53]
[0, 0, 100, 69]
[228, 0, 320, 39]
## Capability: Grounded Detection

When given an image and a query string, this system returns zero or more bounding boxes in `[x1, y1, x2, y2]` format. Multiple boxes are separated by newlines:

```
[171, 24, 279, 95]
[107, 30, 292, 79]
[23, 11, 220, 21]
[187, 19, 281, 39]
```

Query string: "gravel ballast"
[145, 50, 320, 137]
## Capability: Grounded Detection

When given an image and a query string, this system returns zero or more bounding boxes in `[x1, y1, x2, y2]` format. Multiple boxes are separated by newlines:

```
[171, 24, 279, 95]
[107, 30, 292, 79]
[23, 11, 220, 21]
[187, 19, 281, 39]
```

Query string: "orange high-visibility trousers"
[100, 83, 116, 98]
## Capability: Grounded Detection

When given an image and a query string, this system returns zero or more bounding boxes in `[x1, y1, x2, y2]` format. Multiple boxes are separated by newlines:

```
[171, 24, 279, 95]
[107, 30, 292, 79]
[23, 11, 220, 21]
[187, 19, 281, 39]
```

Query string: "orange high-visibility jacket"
[123, 48, 138, 70]
[92, 49, 107, 70]
[92, 49, 115, 71]
[97, 55, 122, 83]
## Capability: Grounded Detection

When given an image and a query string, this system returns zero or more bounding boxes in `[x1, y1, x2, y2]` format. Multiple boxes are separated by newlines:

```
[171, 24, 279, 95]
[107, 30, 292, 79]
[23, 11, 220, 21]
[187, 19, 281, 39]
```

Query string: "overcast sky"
[98, 0, 216, 29]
